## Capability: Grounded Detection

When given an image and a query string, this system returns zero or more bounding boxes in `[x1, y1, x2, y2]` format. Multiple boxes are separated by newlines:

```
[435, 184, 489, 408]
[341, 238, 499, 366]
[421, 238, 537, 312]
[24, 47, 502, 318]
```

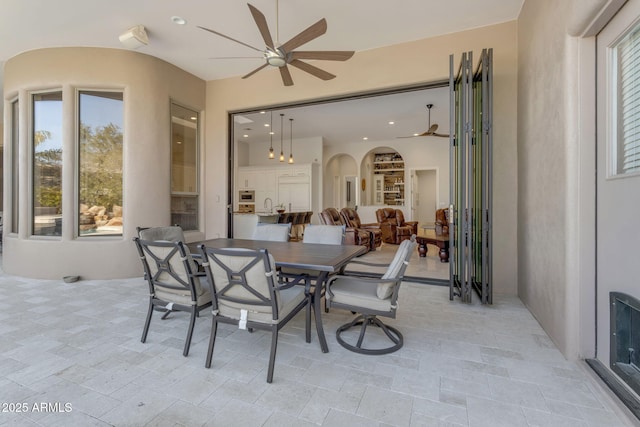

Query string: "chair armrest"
[277, 273, 311, 293]
[346, 259, 391, 268]
[360, 223, 381, 231]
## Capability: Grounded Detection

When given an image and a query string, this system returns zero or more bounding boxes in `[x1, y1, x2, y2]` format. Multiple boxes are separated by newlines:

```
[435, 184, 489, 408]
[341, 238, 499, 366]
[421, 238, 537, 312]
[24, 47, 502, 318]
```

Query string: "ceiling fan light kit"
[199, 1, 355, 86]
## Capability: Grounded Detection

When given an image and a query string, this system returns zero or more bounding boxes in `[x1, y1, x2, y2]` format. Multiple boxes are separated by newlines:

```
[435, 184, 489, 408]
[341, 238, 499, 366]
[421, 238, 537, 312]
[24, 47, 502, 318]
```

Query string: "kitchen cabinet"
[237, 163, 318, 214]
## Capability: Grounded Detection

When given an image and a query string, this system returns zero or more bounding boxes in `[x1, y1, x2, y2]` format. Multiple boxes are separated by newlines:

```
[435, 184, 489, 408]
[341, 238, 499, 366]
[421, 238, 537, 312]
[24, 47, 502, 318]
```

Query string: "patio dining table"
[189, 238, 367, 353]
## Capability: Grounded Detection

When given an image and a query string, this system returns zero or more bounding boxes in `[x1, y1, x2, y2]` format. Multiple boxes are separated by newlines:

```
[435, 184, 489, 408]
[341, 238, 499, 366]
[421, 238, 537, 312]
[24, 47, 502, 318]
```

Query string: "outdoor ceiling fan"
[397, 104, 449, 138]
[198, 2, 355, 86]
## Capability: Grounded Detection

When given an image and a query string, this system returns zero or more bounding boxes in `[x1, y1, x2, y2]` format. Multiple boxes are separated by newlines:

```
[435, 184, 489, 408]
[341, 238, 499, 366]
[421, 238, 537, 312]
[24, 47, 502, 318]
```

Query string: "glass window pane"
[615, 23, 640, 175]
[171, 103, 199, 231]
[33, 92, 63, 236]
[11, 99, 19, 233]
[78, 91, 124, 236]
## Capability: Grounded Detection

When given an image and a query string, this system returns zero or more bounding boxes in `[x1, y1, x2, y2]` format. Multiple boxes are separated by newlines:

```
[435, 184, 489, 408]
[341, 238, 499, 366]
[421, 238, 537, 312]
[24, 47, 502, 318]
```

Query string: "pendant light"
[279, 113, 285, 162]
[288, 118, 294, 164]
[268, 111, 274, 159]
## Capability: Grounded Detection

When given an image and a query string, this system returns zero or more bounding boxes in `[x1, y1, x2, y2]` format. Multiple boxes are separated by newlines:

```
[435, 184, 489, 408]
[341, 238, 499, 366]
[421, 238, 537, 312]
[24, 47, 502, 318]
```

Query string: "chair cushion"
[252, 223, 291, 241]
[217, 282, 306, 324]
[329, 276, 393, 312]
[303, 224, 344, 244]
[139, 226, 185, 242]
[155, 277, 212, 307]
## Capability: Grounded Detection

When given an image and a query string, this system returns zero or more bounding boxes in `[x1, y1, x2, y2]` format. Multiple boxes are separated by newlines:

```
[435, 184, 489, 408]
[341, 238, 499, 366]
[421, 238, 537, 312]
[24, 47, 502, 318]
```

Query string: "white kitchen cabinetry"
[237, 163, 318, 214]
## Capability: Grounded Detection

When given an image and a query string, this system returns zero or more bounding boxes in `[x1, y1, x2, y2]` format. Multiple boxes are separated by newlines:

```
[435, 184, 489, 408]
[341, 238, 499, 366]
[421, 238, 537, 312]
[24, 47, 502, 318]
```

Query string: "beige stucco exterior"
[2, 47, 205, 279]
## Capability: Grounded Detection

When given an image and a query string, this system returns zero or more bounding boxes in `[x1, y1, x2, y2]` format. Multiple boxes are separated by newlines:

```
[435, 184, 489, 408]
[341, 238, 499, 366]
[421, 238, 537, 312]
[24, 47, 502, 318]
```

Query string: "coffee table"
[416, 234, 450, 262]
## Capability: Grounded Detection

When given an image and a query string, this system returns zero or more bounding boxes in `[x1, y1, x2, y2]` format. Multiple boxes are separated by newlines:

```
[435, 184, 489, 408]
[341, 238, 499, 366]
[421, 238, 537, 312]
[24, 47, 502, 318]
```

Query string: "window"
[78, 91, 124, 236]
[32, 92, 63, 236]
[613, 22, 640, 175]
[10, 99, 19, 233]
[170, 103, 199, 231]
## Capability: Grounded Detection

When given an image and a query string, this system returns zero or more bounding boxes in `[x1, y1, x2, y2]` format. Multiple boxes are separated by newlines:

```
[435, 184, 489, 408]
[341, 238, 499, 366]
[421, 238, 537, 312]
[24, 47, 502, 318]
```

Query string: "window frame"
[9, 97, 19, 234]
[76, 89, 125, 238]
[170, 101, 200, 231]
[608, 17, 640, 179]
[30, 89, 64, 238]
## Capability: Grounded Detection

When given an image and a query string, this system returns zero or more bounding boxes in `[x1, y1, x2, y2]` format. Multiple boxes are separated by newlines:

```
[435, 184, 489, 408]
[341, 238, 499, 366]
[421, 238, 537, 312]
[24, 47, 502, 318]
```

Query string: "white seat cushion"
[329, 276, 393, 312]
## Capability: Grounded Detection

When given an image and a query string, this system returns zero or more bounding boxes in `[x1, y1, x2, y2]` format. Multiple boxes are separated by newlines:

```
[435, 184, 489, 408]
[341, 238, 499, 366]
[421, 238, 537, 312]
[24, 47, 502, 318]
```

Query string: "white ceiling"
[1, 0, 523, 140]
[233, 85, 451, 146]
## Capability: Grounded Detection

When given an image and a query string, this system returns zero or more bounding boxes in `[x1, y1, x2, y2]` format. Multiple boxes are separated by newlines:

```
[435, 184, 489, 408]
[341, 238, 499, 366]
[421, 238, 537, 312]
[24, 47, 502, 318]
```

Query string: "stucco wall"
[205, 22, 519, 295]
[518, 1, 577, 356]
[2, 48, 205, 279]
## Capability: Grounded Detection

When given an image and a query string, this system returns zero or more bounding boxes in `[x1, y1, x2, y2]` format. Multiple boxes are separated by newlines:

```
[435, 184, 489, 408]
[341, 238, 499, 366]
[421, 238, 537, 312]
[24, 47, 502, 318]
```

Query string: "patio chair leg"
[161, 309, 172, 320]
[305, 299, 311, 343]
[205, 317, 218, 368]
[141, 301, 154, 343]
[183, 307, 197, 357]
[267, 327, 278, 383]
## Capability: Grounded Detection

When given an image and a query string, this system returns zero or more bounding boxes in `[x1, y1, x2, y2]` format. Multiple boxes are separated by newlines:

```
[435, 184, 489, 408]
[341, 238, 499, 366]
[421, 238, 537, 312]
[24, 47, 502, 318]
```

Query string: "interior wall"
[416, 170, 437, 225]
[206, 21, 518, 295]
[2, 47, 206, 279]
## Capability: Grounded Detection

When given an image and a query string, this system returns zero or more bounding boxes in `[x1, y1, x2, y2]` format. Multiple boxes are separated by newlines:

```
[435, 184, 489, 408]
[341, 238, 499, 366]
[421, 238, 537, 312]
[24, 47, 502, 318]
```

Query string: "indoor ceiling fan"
[198, 2, 355, 86]
[397, 104, 449, 138]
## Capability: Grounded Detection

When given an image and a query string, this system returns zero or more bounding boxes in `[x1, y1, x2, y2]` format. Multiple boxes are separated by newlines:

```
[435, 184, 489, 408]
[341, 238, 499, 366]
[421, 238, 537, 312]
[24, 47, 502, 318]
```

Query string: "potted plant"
[275, 203, 286, 213]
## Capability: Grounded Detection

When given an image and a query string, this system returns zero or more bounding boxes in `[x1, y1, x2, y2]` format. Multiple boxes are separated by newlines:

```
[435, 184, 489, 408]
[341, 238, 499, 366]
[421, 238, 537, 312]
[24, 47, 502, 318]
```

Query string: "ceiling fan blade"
[279, 18, 327, 53]
[247, 4, 275, 50]
[289, 59, 335, 80]
[290, 51, 355, 61]
[197, 26, 263, 52]
[427, 124, 438, 134]
[279, 65, 294, 86]
[242, 63, 269, 79]
[433, 132, 450, 138]
[209, 56, 263, 59]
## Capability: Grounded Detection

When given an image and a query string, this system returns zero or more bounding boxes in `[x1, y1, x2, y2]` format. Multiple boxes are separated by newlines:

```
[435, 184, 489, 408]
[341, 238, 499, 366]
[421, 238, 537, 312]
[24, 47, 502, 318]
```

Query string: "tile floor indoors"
[0, 245, 636, 427]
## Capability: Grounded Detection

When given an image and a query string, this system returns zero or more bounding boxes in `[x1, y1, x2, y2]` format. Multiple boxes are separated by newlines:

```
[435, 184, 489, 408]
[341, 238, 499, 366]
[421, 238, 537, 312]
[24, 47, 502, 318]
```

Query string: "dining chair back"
[133, 237, 212, 356]
[198, 246, 312, 382]
[251, 223, 291, 241]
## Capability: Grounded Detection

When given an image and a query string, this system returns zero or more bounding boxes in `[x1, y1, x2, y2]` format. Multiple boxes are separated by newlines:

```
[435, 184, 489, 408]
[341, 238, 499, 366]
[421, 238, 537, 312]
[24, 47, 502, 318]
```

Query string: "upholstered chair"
[375, 208, 410, 244]
[435, 208, 450, 236]
[340, 208, 382, 250]
[318, 208, 370, 252]
[326, 236, 417, 354]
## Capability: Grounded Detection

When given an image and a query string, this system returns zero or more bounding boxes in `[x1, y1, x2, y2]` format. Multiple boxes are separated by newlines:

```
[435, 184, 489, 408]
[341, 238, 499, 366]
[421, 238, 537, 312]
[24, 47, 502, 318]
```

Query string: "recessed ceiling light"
[190, 116, 197, 120]
[176, 141, 183, 144]
[363, 137, 368, 140]
[264, 123, 270, 127]
[388, 121, 395, 125]
[243, 134, 249, 138]
[260, 111, 266, 114]
[171, 16, 186, 25]
[269, 131, 275, 135]
[413, 133, 420, 136]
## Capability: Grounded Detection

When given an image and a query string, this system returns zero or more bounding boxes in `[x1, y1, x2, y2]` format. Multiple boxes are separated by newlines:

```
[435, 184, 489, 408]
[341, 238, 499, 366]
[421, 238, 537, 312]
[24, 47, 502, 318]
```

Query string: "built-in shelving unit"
[373, 152, 405, 206]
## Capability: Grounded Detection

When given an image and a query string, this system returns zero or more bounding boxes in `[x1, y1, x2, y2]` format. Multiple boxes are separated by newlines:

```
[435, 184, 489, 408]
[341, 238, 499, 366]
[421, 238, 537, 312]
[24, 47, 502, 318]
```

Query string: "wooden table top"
[189, 238, 367, 272]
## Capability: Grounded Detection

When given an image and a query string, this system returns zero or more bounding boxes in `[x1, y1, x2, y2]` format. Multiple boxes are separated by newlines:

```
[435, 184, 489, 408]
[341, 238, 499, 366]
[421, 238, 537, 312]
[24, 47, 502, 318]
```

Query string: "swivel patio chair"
[133, 237, 212, 356]
[326, 235, 416, 355]
[198, 246, 312, 383]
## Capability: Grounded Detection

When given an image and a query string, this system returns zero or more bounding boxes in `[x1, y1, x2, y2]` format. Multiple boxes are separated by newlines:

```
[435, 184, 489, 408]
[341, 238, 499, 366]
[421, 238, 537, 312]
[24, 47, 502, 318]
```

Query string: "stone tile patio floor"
[0, 255, 635, 426]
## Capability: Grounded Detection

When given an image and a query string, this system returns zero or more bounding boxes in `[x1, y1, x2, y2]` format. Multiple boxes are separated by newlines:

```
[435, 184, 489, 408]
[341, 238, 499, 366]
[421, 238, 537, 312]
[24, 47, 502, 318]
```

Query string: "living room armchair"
[375, 208, 418, 244]
[435, 208, 450, 236]
[319, 208, 370, 252]
[340, 207, 382, 250]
